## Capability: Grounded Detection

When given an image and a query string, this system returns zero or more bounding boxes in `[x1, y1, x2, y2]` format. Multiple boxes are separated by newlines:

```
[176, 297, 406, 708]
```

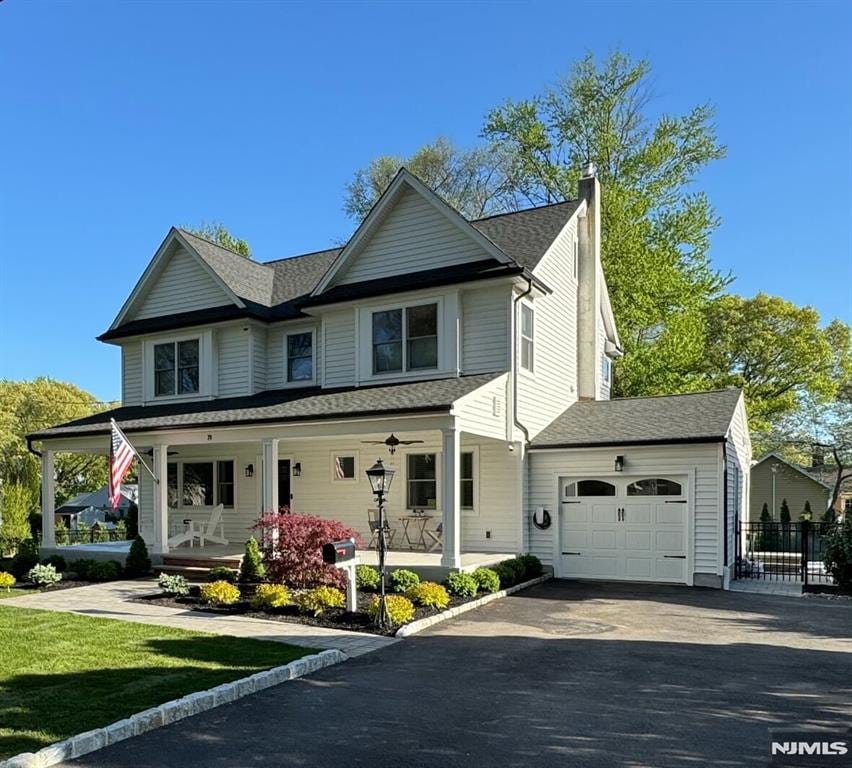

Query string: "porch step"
[161, 555, 242, 570]
[153, 564, 218, 581]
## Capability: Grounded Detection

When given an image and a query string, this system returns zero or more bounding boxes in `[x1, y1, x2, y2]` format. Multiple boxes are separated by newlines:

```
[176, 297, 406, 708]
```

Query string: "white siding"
[217, 326, 250, 397]
[598, 315, 611, 400]
[726, 396, 752, 577]
[517, 218, 579, 438]
[132, 245, 231, 320]
[323, 310, 356, 387]
[336, 187, 492, 285]
[462, 285, 510, 374]
[455, 373, 509, 441]
[121, 341, 143, 405]
[527, 443, 723, 579]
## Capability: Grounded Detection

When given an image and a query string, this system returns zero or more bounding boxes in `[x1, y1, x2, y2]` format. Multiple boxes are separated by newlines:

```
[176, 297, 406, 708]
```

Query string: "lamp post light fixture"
[365, 458, 395, 628]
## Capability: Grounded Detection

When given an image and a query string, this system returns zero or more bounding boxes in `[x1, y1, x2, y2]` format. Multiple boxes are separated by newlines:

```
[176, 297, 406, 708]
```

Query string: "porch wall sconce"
[244, 463, 254, 478]
[292, 462, 302, 477]
[614, 455, 624, 472]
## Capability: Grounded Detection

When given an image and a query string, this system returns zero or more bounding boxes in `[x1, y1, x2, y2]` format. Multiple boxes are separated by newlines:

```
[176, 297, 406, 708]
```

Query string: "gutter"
[26, 435, 42, 458]
[528, 435, 726, 451]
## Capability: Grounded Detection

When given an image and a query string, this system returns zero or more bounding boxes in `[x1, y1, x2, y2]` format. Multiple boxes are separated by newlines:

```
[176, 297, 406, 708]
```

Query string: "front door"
[278, 459, 291, 511]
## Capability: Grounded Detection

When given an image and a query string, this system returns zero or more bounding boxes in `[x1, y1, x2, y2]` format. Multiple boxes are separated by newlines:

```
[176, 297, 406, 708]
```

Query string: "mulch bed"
[132, 588, 478, 637]
[13, 580, 99, 593]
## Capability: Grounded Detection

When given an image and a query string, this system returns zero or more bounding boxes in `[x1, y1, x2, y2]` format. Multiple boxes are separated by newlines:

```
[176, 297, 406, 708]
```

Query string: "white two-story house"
[31, 166, 750, 588]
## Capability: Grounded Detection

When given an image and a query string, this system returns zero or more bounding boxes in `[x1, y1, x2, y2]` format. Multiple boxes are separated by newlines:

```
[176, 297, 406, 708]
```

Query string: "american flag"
[109, 420, 135, 509]
[334, 456, 345, 480]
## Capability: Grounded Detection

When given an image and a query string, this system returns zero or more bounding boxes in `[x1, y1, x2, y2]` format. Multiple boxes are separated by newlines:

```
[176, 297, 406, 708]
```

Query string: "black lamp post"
[365, 458, 395, 628]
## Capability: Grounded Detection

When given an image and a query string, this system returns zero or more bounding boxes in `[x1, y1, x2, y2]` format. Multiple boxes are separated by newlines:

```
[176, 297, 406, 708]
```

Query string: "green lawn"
[0, 606, 313, 759]
[0, 589, 28, 600]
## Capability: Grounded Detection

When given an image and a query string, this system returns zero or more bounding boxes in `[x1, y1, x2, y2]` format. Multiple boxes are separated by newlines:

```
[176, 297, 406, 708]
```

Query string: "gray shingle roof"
[471, 201, 581, 270]
[29, 374, 501, 440]
[177, 229, 275, 306]
[531, 389, 743, 449]
[267, 248, 341, 304]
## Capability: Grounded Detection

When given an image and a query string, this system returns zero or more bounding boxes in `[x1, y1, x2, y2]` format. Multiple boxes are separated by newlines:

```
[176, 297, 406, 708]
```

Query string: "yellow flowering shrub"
[405, 581, 450, 610]
[250, 583, 291, 609]
[295, 586, 345, 616]
[199, 580, 241, 605]
[368, 594, 415, 626]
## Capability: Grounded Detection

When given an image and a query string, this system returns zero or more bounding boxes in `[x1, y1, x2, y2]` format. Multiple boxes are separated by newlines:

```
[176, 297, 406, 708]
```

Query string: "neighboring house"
[804, 460, 852, 517]
[750, 453, 843, 521]
[29, 166, 750, 588]
[55, 484, 138, 530]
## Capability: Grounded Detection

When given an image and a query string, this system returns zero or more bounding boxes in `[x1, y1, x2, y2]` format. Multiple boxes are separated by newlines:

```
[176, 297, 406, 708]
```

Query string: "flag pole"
[111, 419, 160, 484]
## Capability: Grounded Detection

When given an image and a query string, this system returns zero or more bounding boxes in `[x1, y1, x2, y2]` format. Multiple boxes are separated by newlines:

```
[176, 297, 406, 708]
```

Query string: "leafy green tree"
[0, 482, 34, 545]
[0, 378, 115, 506]
[701, 294, 852, 434]
[346, 52, 729, 397]
[779, 498, 791, 524]
[188, 223, 251, 258]
[344, 137, 519, 221]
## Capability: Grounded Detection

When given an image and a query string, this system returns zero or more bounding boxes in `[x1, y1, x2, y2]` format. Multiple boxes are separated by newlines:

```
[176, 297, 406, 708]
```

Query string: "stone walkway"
[2, 581, 396, 657]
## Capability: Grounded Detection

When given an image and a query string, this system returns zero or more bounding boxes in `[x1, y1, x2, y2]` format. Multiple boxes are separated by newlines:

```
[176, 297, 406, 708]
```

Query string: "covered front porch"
[37, 411, 524, 573]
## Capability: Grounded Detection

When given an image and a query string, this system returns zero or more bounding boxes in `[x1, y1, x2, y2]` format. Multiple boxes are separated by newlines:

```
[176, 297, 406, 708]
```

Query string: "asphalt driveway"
[67, 581, 852, 767]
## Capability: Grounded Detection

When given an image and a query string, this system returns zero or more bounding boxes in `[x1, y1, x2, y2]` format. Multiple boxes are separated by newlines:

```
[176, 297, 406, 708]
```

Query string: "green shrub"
[55, 518, 70, 545]
[239, 538, 266, 583]
[760, 503, 771, 522]
[10, 539, 39, 579]
[251, 583, 291, 609]
[472, 567, 501, 594]
[69, 559, 98, 580]
[208, 565, 238, 583]
[41, 554, 67, 572]
[368, 594, 415, 626]
[389, 569, 420, 593]
[158, 573, 190, 596]
[517, 554, 543, 580]
[0, 483, 34, 544]
[296, 585, 345, 616]
[355, 564, 381, 590]
[824, 516, 852, 591]
[27, 563, 62, 587]
[406, 581, 450, 609]
[124, 536, 151, 577]
[87, 560, 123, 582]
[115, 520, 128, 540]
[199, 580, 241, 605]
[779, 498, 791, 525]
[444, 572, 478, 598]
[493, 561, 518, 589]
[0, 572, 15, 591]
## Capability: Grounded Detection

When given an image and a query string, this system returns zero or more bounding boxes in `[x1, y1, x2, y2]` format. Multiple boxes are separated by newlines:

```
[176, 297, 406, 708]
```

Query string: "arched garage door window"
[626, 478, 683, 496]
[564, 480, 617, 497]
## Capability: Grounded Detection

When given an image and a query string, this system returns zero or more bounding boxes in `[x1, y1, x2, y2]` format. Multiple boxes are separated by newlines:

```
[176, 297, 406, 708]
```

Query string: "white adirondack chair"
[191, 504, 229, 547]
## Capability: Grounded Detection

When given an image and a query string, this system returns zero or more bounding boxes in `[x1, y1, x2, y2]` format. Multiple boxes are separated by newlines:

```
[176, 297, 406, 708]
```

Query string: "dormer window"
[287, 332, 314, 382]
[154, 339, 199, 396]
[372, 303, 438, 374]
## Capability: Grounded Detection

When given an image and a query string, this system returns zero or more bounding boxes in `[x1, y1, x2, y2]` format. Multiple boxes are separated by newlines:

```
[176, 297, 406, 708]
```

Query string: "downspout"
[512, 276, 533, 552]
[26, 436, 42, 459]
[722, 441, 729, 580]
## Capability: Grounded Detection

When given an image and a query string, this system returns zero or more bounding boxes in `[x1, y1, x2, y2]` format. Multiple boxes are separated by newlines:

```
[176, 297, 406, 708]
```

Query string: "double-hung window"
[460, 451, 474, 510]
[372, 303, 438, 374]
[167, 460, 235, 508]
[154, 339, 199, 396]
[520, 305, 534, 372]
[287, 332, 313, 382]
[407, 453, 437, 509]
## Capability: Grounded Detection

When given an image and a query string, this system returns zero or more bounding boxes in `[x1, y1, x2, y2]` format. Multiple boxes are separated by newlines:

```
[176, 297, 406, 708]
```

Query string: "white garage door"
[559, 476, 688, 583]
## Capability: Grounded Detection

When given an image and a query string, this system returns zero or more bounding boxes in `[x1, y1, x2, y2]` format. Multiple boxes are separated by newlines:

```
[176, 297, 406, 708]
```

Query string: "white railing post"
[441, 425, 461, 569]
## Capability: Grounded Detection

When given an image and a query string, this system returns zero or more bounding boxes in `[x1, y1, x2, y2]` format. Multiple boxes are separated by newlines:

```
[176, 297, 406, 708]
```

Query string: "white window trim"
[400, 446, 479, 517]
[357, 295, 452, 384]
[519, 301, 535, 374]
[284, 327, 317, 387]
[167, 456, 237, 511]
[330, 450, 359, 483]
[143, 330, 213, 403]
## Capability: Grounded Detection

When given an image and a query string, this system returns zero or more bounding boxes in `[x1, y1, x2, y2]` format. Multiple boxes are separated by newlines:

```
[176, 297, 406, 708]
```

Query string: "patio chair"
[167, 511, 195, 549]
[425, 521, 443, 552]
[368, 507, 396, 550]
[190, 504, 229, 547]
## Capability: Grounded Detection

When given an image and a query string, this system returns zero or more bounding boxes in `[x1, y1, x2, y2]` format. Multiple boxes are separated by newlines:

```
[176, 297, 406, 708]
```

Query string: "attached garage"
[525, 389, 751, 589]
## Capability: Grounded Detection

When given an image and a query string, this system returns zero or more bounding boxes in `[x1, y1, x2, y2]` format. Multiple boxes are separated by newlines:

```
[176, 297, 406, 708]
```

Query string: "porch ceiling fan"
[361, 433, 424, 456]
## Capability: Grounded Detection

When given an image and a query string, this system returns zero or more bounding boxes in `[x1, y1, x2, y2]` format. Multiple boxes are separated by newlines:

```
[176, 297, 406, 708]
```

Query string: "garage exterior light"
[614, 455, 624, 472]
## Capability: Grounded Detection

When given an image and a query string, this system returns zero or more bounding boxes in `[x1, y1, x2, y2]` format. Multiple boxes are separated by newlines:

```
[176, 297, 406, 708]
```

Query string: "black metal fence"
[736, 521, 833, 586]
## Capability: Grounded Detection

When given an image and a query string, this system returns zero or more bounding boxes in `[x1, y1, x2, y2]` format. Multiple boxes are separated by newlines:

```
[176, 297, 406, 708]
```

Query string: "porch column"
[41, 449, 56, 548]
[152, 445, 169, 554]
[262, 438, 279, 512]
[441, 425, 461, 569]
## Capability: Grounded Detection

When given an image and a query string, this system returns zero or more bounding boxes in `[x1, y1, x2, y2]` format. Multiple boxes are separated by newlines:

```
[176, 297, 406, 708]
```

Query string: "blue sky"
[1, 0, 850, 402]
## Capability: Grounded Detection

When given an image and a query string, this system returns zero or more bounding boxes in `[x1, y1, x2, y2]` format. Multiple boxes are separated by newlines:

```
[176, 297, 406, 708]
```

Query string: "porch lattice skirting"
[0, 650, 347, 768]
